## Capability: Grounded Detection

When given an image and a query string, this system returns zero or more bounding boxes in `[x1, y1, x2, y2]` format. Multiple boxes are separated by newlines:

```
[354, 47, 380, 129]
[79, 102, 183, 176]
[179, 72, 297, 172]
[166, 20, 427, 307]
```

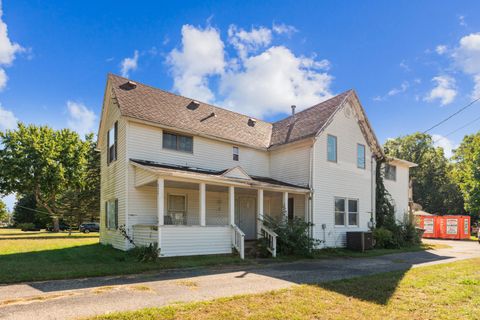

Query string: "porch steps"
[244, 240, 259, 258]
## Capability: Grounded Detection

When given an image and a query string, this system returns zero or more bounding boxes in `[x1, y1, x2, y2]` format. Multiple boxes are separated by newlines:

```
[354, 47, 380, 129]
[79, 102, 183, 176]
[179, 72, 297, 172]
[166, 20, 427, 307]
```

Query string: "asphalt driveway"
[0, 239, 478, 320]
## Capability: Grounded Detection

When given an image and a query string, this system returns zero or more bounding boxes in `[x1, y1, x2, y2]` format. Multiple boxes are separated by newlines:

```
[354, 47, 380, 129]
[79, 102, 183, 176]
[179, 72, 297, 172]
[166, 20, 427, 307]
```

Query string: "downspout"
[309, 139, 315, 241]
[370, 155, 376, 230]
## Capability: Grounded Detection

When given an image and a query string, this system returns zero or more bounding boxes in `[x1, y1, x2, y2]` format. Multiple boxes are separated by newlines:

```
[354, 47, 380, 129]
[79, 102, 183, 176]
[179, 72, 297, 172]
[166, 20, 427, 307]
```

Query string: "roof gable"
[221, 166, 251, 180]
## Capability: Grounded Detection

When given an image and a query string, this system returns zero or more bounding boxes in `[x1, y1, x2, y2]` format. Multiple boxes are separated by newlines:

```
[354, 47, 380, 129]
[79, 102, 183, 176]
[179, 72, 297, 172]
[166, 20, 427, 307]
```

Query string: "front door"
[235, 196, 256, 240]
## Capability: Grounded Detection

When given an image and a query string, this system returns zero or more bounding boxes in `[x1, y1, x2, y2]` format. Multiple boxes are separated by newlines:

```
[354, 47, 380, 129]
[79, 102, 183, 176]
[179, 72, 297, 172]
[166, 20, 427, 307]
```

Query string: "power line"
[433, 113, 480, 144]
[423, 97, 480, 134]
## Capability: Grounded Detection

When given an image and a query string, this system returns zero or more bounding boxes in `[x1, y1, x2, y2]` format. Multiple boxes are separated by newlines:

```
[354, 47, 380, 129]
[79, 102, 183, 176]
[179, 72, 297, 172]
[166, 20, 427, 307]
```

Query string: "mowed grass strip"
[90, 258, 480, 320]
[0, 229, 244, 284]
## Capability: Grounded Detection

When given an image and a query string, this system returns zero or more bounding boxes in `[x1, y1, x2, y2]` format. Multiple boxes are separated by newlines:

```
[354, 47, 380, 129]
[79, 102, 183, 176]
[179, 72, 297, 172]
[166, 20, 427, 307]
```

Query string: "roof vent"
[200, 112, 216, 122]
[120, 81, 137, 90]
[248, 118, 257, 127]
[291, 105, 297, 124]
[187, 100, 200, 110]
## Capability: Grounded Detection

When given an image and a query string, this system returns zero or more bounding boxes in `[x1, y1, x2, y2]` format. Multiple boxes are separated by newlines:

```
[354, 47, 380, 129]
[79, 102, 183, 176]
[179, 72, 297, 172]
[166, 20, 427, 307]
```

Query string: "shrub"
[373, 227, 395, 248]
[263, 215, 320, 257]
[373, 218, 421, 249]
[18, 222, 39, 231]
[130, 243, 160, 263]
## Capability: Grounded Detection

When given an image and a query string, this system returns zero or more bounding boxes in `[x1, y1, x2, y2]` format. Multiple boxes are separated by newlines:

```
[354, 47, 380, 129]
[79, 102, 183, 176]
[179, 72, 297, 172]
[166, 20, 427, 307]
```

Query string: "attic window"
[187, 100, 200, 110]
[248, 118, 257, 127]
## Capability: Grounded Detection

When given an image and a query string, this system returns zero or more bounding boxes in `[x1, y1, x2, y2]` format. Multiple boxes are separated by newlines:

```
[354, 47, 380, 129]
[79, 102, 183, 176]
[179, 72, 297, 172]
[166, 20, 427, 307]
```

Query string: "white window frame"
[233, 146, 239, 161]
[327, 134, 337, 163]
[384, 164, 397, 181]
[106, 199, 117, 230]
[162, 131, 194, 154]
[357, 143, 366, 169]
[348, 198, 359, 227]
[334, 197, 346, 227]
[334, 197, 360, 227]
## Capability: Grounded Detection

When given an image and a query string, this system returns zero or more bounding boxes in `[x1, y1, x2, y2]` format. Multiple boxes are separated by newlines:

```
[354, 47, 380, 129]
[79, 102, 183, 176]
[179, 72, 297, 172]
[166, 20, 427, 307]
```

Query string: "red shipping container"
[419, 216, 437, 238]
[436, 215, 470, 240]
[419, 215, 470, 240]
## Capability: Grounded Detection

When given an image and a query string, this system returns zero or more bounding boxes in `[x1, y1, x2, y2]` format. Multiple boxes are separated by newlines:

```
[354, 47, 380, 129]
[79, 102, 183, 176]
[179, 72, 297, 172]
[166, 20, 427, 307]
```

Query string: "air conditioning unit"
[346, 232, 373, 252]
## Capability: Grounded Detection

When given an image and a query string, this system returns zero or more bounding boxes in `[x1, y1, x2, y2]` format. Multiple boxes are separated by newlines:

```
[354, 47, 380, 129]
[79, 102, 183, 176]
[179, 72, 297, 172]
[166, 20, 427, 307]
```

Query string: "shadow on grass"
[0, 242, 455, 306]
[0, 236, 99, 240]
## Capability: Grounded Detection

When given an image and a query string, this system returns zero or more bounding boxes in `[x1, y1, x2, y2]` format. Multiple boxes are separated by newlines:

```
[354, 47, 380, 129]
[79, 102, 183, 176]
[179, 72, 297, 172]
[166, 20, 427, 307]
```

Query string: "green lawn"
[90, 258, 480, 320]
[0, 229, 244, 284]
[0, 228, 439, 284]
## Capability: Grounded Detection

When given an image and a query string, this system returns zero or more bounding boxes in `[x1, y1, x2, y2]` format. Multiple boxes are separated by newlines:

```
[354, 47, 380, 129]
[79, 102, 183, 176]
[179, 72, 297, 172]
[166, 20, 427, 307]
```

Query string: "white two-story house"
[98, 74, 415, 258]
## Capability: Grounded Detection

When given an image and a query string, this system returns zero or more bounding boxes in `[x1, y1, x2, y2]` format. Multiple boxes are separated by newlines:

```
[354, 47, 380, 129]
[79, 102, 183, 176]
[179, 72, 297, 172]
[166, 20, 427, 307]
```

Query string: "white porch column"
[157, 178, 165, 226]
[282, 191, 289, 219]
[257, 189, 264, 239]
[199, 182, 206, 226]
[305, 194, 309, 223]
[229, 186, 235, 225]
[157, 178, 164, 251]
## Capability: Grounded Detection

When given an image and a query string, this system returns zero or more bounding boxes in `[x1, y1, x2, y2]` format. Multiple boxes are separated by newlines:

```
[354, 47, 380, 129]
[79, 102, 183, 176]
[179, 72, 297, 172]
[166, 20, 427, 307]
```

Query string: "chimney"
[291, 105, 296, 121]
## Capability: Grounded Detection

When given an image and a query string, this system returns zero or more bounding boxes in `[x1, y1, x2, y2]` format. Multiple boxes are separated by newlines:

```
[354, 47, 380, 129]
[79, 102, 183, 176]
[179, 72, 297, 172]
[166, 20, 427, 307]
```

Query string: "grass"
[0, 229, 244, 284]
[0, 228, 443, 284]
[89, 258, 480, 320]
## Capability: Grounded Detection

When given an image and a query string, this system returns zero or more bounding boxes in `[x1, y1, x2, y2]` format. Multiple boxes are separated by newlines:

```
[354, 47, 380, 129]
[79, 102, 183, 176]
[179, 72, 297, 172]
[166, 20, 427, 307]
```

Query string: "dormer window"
[107, 122, 117, 165]
[233, 146, 239, 161]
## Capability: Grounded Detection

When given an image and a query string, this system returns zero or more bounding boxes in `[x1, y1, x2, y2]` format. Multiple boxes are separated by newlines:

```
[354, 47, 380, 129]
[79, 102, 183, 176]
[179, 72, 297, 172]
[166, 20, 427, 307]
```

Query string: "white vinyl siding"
[127, 121, 270, 177]
[99, 93, 128, 250]
[312, 102, 374, 248]
[269, 142, 311, 187]
[384, 164, 410, 222]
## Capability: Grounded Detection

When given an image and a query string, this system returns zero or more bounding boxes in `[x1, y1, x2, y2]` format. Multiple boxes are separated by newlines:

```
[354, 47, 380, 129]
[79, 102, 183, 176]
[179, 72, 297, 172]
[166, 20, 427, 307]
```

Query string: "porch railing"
[231, 224, 245, 259]
[260, 225, 277, 258]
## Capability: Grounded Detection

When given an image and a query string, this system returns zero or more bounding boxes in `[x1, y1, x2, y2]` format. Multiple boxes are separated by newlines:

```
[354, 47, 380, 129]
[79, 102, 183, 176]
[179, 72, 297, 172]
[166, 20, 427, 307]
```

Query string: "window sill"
[162, 147, 194, 156]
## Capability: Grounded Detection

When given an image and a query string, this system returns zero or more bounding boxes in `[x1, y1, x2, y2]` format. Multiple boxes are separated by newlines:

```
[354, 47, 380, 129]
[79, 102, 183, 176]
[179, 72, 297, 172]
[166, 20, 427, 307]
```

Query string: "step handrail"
[260, 225, 277, 258]
[231, 224, 245, 259]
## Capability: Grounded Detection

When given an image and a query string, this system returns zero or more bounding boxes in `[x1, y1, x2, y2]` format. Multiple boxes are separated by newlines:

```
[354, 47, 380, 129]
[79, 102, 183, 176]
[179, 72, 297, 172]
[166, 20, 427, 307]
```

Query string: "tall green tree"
[12, 194, 50, 228]
[0, 123, 90, 219]
[384, 132, 464, 215]
[452, 132, 480, 220]
[0, 199, 9, 224]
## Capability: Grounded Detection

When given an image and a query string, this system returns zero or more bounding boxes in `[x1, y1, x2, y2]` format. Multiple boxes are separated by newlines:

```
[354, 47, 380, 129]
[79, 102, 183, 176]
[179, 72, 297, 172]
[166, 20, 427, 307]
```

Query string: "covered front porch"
[128, 160, 310, 258]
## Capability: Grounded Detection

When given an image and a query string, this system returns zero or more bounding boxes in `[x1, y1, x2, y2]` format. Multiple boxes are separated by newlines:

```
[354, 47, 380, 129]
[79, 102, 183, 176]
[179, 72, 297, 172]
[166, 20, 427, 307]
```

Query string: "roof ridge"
[272, 89, 354, 125]
[108, 73, 273, 126]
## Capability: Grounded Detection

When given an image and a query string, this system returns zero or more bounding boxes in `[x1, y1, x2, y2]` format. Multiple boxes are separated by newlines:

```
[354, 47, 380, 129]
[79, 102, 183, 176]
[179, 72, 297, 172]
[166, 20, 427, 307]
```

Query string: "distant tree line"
[0, 123, 100, 229]
[382, 132, 480, 222]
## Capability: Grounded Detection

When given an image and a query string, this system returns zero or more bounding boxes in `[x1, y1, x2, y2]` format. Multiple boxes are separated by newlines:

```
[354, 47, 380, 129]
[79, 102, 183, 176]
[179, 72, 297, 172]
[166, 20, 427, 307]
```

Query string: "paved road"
[0, 239, 478, 320]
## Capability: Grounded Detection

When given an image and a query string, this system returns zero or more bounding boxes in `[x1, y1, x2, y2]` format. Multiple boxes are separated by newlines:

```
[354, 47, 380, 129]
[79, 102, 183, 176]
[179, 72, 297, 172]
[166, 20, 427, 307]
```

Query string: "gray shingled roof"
[108, 74, 352, 149]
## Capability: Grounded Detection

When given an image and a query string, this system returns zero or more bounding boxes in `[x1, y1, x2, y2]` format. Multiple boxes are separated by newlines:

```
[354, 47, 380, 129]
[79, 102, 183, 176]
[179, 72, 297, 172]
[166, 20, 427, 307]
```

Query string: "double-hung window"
[384, 164, 397, 181]
[107, 122, 118, 164]
[233, 146, 239, 161]
[105, 199, 118, 229]
[334, 198, 359, 227]
[163, 132, 193, 153]
[327, 135, 337, 162]
[357, 144, 366, 169]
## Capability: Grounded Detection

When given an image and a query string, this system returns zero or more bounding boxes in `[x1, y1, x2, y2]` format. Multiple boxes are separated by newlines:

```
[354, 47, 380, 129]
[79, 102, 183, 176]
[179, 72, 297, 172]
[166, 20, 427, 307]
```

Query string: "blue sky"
[1, 0, 480, 210]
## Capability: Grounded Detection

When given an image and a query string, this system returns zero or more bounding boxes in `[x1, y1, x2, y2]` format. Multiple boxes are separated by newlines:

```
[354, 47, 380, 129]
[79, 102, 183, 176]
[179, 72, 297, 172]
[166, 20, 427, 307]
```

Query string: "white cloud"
[0, 2, 23, 90]
[167, 23, 332, 118]
[387, 81, 409, 97]
[167, 25, 225, 103]
[473, 75, 480, 99]
[272, 23, 298, 36]
[458, 15, 467, 27]
[432, 134, 455, 158]
[435, 45, 447, 55]
[67, 101, 97, 137]
[399, 60, 411, 72]
[0, 104, 17, 130]
[120, 50, 139, 78]
[424, 75, 457, 106]
[452, 33, 480, 99]
[228, 25, 272, 59]
[220, 46, 332, 118]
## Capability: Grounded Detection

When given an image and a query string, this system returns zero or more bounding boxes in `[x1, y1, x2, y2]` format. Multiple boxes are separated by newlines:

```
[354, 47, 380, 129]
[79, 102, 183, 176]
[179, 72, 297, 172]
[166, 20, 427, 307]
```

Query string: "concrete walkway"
[0, 239, 478, 320]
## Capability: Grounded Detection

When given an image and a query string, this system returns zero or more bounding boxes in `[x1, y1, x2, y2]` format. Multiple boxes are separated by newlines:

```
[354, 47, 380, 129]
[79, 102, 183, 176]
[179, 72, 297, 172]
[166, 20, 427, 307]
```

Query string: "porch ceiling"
[131, 159, 310, 193]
